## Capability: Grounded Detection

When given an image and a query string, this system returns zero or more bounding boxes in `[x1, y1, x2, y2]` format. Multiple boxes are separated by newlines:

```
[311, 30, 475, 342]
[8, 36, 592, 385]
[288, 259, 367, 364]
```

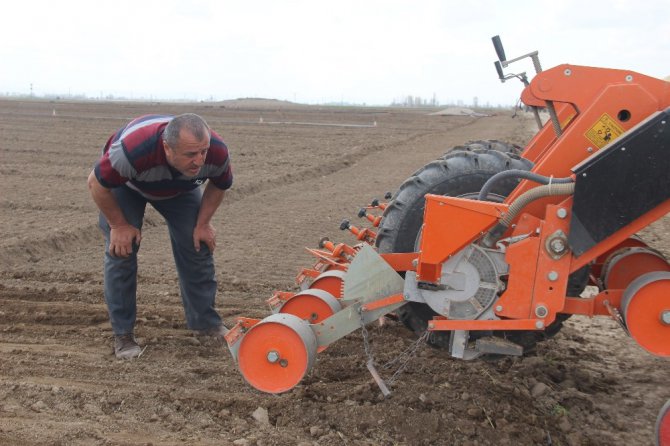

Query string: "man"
[87, 113, 232, 359]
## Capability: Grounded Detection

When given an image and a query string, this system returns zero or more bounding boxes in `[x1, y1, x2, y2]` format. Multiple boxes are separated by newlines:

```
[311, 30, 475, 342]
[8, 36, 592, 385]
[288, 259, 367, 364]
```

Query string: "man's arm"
[87, 171, 141, 257]
[193, 181, 226, 252]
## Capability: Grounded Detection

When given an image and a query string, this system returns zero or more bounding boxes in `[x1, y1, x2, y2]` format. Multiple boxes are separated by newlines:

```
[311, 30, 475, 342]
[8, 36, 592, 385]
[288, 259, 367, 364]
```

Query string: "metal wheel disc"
[238, 313, 317, 394]
[309, 270, 346, 298]
[279, 288, 342, 323]
[621, 271, 670, 356]
[602, 247, 670, 290]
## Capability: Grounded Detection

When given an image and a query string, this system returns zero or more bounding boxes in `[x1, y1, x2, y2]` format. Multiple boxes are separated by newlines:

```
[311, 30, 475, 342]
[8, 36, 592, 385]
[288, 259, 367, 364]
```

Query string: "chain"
[381, 330, 429, 386]
[360, 312, 374, 362]
[359, 309, 429, 389]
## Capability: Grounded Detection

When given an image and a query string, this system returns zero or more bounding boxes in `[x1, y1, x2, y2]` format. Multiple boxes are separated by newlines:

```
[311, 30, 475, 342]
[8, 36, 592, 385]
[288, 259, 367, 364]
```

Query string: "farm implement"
[223, 36, 670, 442]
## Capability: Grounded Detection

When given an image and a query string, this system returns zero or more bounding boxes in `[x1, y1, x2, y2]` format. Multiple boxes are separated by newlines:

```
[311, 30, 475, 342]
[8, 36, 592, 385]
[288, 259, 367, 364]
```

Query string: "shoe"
[114, 334, 142, 359]
[195, 324, 229, 343]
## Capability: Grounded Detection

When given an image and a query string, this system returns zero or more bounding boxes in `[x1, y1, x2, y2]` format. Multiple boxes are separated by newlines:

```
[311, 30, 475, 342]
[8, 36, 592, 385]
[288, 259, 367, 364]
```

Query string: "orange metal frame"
[412, 65, 670, 332]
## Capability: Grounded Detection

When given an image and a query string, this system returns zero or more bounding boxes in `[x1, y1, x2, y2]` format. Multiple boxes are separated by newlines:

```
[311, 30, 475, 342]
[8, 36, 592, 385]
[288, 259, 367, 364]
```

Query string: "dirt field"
[0, 99, 668, 445]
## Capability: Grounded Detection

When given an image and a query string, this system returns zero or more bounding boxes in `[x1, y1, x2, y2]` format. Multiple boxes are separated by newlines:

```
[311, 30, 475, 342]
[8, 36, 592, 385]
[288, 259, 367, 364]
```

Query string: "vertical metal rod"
[546, 101, 563, 137]
[531, 107, 543, 130]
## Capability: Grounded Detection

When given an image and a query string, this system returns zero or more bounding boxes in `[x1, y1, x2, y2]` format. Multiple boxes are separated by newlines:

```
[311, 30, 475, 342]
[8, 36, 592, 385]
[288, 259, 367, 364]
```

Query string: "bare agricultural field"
[0, 98, 668, 445]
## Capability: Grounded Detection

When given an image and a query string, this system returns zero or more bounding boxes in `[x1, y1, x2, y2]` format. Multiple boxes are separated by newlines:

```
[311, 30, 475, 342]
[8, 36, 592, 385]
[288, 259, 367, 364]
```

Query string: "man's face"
[163, 129, 210, 177]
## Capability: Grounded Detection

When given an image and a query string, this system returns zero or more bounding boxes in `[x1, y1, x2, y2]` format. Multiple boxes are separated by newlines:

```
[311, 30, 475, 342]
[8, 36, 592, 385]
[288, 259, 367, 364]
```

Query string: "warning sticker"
[585, 113, 625, 149]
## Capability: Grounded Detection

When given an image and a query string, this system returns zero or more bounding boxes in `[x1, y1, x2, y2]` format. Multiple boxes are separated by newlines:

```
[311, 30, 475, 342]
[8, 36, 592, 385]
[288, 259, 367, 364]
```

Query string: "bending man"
[87, 113, 232, 359]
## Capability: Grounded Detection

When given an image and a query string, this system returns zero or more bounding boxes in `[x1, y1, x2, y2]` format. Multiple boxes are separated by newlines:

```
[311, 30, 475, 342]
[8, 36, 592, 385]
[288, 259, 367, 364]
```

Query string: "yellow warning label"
[585, 113, 625, 149]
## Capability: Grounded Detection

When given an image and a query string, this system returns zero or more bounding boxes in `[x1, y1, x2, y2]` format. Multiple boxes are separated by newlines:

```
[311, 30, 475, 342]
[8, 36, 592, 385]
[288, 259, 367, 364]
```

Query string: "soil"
[0, 98, 668, 446]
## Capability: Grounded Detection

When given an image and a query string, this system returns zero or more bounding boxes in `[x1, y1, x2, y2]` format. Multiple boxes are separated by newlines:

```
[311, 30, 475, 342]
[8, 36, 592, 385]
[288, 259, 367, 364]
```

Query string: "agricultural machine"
[224, 36, 670, 443]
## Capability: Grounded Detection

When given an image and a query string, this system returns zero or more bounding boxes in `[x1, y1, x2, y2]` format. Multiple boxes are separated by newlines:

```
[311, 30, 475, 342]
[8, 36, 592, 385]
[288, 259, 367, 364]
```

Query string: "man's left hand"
[193, 223, 216, 253]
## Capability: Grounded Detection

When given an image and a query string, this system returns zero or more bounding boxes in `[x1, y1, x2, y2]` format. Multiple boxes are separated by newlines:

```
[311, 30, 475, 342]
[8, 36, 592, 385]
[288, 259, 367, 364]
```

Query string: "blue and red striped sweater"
[94, 115, 233, 200]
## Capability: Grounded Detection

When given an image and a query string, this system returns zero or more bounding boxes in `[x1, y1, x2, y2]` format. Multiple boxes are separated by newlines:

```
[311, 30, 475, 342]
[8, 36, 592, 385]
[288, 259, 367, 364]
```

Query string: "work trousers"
[99, 185, 222, 335]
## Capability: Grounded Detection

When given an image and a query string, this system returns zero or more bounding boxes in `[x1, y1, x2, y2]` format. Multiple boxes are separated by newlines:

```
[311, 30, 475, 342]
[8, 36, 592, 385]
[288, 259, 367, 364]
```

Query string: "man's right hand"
[109, 224, 142, 258]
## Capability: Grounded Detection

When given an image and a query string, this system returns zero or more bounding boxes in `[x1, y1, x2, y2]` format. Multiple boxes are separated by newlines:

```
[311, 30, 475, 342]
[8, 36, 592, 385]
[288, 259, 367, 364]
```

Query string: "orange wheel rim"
[280, 293, 337, 323]
[238, 317, 314, 394]
[623, 274, 670, 356]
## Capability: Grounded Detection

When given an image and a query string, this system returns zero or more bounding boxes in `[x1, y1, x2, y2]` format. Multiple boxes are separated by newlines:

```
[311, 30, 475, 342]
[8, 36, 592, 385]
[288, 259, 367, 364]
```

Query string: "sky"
[1, 0, 668, 106]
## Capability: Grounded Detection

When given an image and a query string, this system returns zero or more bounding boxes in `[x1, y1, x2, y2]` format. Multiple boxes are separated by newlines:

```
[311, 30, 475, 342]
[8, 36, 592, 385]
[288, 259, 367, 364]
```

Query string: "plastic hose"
[478, 169, 573, 201]
[482, 182, 575, 247]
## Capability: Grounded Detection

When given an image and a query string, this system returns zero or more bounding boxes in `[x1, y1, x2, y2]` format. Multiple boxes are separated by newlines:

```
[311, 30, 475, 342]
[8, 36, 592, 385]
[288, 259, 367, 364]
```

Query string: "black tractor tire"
[376, 147, 586, 352]
[376, 149, 532, 348]
[445, 139, 523, 157]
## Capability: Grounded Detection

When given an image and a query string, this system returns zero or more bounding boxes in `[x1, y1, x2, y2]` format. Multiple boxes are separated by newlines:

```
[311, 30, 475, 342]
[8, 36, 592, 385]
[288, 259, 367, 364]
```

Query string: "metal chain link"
[381, 330, 429, 386]
[359, 311, 429, 388]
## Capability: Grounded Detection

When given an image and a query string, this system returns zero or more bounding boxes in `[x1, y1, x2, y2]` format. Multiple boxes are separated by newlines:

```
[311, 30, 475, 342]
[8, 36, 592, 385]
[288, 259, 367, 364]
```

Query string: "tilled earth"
[0, 99, 668, 445]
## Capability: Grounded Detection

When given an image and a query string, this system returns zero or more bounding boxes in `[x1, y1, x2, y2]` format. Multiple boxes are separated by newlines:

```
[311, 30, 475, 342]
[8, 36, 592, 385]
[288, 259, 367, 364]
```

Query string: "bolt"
[587, 147, 594, 153]
[279, 359, 289, 368]
[535, 305, 548, 318]
[564, 68, 572, 76]
[535, 321, 545, 329]
[661, 310, 670, 325]
[556, 208, 568, 219]
[625, 74, 633, 82]
[582, 173, 587, 177]
[412, 259, 418, 267]
[547, 271, 559, 282]
[621, 147, 626, 151]
[495, 305, 504, 312]
[267, 350, 280, 363]
[403, 294, 410, 300]
[550, 238, 566, 253]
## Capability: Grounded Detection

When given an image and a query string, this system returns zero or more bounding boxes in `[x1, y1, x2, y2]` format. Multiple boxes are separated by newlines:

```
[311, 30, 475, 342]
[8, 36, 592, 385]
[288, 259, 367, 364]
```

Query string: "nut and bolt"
[266, 350, 280, 363]
[547, 271, 559, 282]
[556, 208, 568, 219]
[535, 321, 545, 329]
[661, 310, 670, 325]
[550, 238, 567, 253]
[535, 305, 548, 318]
[495, 305, 504, 312]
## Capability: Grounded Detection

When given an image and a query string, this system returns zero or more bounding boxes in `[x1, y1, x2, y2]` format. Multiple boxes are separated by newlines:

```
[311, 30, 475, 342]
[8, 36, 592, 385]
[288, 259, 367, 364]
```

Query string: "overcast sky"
[2, 0, 668, 106]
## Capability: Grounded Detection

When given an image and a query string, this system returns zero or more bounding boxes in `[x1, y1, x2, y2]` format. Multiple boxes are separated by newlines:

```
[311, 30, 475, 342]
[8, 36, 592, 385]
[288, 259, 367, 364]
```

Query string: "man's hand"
[193, 223, 216, 253]
[109, 224, 142, 258]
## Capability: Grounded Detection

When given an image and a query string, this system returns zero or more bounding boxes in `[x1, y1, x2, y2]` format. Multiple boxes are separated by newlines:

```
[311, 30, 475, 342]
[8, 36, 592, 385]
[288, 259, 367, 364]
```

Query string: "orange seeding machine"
[224, 36, 670, 444]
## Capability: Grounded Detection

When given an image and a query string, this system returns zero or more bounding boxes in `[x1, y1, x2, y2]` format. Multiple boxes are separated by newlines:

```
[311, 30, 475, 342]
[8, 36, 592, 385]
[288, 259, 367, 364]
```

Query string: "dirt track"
[0, 99, 668, 445]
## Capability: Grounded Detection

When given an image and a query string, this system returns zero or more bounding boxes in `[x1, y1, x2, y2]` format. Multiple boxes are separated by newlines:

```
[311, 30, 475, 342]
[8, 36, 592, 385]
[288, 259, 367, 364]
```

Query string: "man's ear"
[163, 140, 171, 157]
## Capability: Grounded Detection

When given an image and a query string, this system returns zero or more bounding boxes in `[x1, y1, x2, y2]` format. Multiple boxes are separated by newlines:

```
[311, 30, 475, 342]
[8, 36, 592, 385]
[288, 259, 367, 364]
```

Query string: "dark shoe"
[114, 334, 142, 359]
[195, 324, 229, 343]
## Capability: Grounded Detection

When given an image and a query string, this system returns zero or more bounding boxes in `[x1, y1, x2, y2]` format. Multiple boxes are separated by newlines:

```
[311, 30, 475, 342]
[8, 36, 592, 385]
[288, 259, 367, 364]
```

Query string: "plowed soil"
[1, 99, 668, 446]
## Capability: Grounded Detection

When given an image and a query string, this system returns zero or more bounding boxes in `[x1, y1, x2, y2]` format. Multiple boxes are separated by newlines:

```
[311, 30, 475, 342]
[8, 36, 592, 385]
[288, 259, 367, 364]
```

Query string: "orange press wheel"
[602, 247, 670, 290]
[237, 313, 317, 394]
[657, 400, 670, 446]
[621, 271, 670, 357]
[308, 270, 346, 298]
[279, 288, 342, 323]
